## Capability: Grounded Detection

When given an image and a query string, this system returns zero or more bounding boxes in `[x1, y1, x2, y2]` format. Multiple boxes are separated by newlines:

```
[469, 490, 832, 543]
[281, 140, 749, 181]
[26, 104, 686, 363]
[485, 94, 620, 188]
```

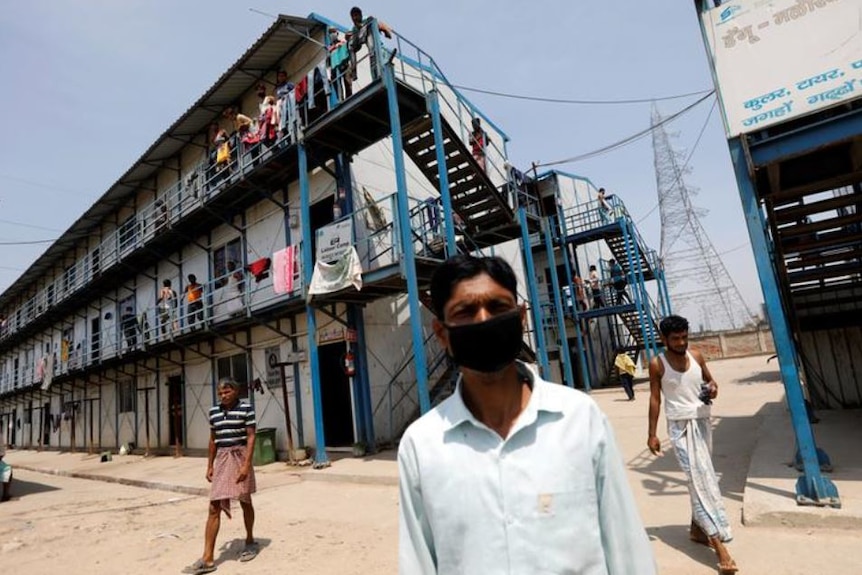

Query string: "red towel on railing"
[295, 77, 308, 102]
[247, 257, 272, 282]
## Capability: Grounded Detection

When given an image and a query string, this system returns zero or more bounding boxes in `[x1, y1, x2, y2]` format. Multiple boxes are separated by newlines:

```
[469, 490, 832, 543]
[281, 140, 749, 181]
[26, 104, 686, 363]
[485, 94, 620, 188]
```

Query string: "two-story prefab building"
[0, 13, 660, 464]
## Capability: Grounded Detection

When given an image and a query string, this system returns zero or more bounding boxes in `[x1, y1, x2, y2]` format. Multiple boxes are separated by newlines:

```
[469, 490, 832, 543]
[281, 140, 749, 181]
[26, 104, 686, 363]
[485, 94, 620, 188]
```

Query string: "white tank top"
[660, 351, 710, 420]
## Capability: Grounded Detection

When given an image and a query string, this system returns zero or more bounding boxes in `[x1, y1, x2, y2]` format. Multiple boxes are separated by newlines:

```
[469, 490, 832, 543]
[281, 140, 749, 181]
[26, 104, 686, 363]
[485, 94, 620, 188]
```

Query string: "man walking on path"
[615, 350, 637, 401]
[647, 315, 738, 574]
[183, 378, 258, 574]
[398, 254, 655, 574]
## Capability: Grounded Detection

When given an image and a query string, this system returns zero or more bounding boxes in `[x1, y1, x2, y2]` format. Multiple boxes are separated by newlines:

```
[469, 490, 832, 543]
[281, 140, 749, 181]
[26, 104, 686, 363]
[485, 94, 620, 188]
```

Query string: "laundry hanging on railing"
[308, 246, 363, 299]
[272, 245, 298, 295]
[246, 257, 272, 282]
[40, 355, 53, 391]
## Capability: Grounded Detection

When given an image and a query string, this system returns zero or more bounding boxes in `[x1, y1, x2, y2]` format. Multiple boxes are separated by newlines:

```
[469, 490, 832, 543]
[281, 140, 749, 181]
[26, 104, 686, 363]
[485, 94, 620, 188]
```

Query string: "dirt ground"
[2, 355, 861, 574]
[3, 472, 398, 574]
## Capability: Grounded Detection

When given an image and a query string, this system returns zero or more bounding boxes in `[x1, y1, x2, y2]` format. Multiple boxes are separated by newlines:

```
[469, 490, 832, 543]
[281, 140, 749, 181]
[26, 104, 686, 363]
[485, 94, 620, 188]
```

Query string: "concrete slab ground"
[743, 401, 862, 528]
[5, 353, 862, 574]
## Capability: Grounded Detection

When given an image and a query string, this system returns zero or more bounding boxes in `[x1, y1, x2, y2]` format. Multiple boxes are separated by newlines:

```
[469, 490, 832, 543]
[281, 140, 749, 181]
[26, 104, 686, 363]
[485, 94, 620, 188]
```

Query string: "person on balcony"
[154, 199, 168, 232]
[470, 117, 489, 172]
[186, 274, 205, 328]
[597, 187, 613, 223]
[589, 264, 604, 308]
[346, 6, 393, 82]
[328, 27, 352, 101]
[573, 275, 588, 312]
[158, 279, 177, 336]
[398, 254, 656, 574]
[608, 259, 629, 305]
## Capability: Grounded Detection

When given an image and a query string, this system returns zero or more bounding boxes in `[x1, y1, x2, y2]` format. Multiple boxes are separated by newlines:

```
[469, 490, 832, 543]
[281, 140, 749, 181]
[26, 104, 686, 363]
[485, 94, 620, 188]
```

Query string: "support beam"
[729, 138, 839, 507]
[298, 142, 329, 467]
[383, 63, 431, 415]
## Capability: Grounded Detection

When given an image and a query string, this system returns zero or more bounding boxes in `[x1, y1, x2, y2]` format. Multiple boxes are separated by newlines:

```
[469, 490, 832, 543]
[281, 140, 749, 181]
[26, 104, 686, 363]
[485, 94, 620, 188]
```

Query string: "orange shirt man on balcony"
[186, 274, 204, 329]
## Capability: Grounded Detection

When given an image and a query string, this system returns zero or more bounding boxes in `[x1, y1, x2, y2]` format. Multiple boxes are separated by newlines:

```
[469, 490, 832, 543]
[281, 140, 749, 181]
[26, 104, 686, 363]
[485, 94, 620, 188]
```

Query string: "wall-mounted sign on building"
[702, 0, 862, 137]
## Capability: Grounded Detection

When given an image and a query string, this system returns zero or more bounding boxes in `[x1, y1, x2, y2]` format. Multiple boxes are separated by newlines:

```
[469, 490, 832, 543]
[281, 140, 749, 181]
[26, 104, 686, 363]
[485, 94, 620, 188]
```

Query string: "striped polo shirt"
[209, 400, 256, 449]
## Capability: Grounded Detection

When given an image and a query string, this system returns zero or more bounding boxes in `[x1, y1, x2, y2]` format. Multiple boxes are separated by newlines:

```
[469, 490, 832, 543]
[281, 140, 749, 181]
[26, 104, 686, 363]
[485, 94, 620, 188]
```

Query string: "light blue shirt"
[398, 362, 656, 574]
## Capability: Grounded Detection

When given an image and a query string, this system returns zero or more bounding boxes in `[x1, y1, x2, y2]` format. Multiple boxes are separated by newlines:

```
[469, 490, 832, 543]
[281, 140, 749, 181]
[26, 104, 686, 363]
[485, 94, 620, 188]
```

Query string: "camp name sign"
[703, 0, 862, 136]
[315, 220, 353, 264]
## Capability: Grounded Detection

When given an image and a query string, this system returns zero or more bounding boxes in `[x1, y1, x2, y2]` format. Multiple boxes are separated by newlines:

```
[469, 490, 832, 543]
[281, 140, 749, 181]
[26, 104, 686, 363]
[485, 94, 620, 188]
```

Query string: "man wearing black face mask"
[397, 255, 655, 575]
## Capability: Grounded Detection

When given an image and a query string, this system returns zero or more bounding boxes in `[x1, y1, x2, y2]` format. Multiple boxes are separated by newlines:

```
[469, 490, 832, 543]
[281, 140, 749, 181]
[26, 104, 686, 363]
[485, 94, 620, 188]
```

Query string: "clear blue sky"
[0, 1, 763, 312]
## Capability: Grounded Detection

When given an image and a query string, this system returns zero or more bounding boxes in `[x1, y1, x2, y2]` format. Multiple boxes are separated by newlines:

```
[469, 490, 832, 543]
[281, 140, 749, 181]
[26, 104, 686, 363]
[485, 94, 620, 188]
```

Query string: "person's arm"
[237, 408, 256, 483]
[397, 434, 436, 574]
[691, 349, 718, 399]
[377, 19, 393, 38]
[206, 429, 216, 482]
[647, 357, 663, 455]
[595, 413, 657, 574]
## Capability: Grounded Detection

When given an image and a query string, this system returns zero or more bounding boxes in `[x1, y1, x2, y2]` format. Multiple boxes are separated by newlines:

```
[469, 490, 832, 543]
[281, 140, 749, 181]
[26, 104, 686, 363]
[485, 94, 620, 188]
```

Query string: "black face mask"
[445, 309, 523, 373]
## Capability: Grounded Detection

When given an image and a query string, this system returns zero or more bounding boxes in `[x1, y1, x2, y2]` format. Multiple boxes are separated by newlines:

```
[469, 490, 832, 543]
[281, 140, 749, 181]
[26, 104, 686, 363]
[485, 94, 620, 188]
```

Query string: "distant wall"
[689, 326, 775, 361]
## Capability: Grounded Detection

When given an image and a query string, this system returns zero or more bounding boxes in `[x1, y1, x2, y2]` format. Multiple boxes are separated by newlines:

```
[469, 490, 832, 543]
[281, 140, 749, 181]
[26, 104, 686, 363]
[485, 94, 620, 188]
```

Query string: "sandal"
[238, 542, 259, 562]
[182, 559, 216, 574]
[718, 559, 739, 574]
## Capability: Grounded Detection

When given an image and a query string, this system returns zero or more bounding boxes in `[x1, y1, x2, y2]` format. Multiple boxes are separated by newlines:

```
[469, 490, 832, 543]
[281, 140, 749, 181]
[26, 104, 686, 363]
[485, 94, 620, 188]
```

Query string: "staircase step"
[786, 261, 861, 285]
[773, 194, 861, 225]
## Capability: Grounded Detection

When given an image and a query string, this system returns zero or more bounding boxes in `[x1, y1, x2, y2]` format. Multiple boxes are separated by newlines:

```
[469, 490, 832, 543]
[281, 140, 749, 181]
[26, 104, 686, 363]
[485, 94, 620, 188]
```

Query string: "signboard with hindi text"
[702, 0, 862, 137]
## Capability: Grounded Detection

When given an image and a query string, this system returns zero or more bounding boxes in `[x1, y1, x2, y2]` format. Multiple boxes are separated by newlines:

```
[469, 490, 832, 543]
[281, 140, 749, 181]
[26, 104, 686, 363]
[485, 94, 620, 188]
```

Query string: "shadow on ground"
[646, 524, 718, 571]
[734, 370, 782, 384]
[9, 477, 61, 497]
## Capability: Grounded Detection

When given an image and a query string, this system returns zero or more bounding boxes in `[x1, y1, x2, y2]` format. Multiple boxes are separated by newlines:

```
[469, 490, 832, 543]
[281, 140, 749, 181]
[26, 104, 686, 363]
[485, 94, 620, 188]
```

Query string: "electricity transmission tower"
[651, 104, 755, 332]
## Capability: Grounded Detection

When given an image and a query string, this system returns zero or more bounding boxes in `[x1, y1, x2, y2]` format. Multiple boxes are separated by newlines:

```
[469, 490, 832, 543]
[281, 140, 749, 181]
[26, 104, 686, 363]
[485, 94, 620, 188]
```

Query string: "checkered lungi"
[210, 445, 256, 518]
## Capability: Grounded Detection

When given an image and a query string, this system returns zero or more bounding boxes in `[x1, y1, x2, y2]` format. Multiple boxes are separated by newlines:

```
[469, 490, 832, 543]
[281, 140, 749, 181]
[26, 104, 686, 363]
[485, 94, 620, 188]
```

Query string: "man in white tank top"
[647, 315, 738, 574]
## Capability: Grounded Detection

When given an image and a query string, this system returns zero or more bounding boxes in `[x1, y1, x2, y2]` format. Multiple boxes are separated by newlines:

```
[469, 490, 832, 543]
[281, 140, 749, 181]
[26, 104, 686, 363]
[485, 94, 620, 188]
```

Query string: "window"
[118, 379, 136, 413]
[217, 352, 249, 399]
[212, 238, 243, 288]
[118, 215, 138, 254]
[91, 247, 101, 275]
[63, 265, 77, 294]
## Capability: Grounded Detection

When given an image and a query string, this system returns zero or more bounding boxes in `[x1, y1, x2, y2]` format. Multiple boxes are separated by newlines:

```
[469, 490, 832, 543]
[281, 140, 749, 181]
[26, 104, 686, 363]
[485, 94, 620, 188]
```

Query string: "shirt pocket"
[525, 487, 606, 573]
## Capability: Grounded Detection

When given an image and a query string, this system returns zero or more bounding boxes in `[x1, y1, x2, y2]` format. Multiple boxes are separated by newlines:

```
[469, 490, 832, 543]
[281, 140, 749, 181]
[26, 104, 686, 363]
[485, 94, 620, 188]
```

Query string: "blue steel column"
[729, 139, 838, 506]
[338, 154, 376, 449]
[298, 142, 328, 466]
[383, 62, 431, 414]
[542, 220, 575, 387]
[657, 256, 671, 317]
[621, 220, 651, 361]
[518, 207, 550, 376]
[558, 216, 592, 391]
[348, 306, 376, 451]
[427, 91, 457, 257]
[628, 223, 656, 358]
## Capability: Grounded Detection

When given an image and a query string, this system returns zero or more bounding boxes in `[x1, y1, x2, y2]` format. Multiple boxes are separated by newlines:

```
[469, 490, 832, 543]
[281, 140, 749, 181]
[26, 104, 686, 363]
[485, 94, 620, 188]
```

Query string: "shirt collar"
[440, 361, 565, 433]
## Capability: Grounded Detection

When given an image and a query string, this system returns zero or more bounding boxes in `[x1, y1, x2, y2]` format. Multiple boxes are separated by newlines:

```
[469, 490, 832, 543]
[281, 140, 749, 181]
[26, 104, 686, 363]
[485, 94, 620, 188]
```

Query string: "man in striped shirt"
[183, 378, 258, 574]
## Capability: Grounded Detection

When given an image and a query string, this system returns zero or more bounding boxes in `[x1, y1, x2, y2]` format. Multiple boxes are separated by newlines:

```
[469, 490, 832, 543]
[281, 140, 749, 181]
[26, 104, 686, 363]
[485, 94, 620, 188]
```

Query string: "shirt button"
[506, 515, 514, 525]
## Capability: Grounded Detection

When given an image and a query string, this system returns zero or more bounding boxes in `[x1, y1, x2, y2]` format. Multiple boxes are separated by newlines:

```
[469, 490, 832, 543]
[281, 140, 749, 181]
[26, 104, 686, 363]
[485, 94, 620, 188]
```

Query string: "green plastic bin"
[253, 427, 277, 466]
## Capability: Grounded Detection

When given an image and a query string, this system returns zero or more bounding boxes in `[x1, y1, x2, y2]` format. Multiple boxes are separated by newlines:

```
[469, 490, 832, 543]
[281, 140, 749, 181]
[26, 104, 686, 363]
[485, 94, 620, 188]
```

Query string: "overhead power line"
[535, 91, 715, 168]
[452, 84, 714, 105]
[0, 239, 56, 245]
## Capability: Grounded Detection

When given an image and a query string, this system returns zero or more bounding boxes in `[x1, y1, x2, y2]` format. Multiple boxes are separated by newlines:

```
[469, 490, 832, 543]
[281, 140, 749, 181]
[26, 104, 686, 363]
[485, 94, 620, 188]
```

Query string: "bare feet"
[689, 521, 710, 546]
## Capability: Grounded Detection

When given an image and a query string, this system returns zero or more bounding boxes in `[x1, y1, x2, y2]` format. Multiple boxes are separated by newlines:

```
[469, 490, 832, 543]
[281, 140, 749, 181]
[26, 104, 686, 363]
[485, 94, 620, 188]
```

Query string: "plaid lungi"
[210, 445, 256, 518]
